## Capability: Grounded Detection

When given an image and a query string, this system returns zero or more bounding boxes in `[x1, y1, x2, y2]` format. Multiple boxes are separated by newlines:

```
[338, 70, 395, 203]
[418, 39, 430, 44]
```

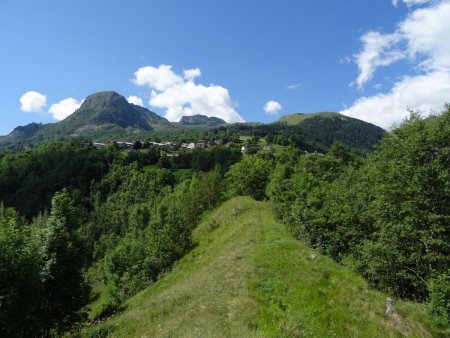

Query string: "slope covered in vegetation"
[1, 108, 448, 336]
[277, 112, 342, 125]
[83, 197, 440, 338]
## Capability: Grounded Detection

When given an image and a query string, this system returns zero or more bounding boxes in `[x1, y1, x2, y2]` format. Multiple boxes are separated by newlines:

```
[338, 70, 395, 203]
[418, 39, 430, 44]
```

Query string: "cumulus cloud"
[20, 91, 46, 113]
[341, 71, 450, 129]
[263, 100, 282, 115]
[183, 68, 201, 81]
[342, 1, 450, 129]
[48, 98, 83, 120]
[134, 65, 183, 91]
[133, 65, 244, 123]
[127, 95, 144, 106]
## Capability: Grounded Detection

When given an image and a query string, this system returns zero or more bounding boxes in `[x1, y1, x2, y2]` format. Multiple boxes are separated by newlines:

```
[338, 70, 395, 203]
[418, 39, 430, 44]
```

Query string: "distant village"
[93, 140, 272, 154]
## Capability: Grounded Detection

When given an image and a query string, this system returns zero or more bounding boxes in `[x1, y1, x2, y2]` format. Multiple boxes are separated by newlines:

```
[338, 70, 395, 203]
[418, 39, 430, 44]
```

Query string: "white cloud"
[355, 1, 450, 89]
[343, 1, 450, 129]
[392, 0, 433, 7]
[134, 65, 244, 123]
[287, 83, 302, 90]
[20, 91, 46, 113]
[134, 65, 183, 91]
[127, 95, 144, 106]
[183, 68, 201, 81]
[355, 31, 404, 89]
[399, 2, 450, 71]
[263, 100, 282, 115]
[341, 71, 450, 129]
[48, 98, 83, 120]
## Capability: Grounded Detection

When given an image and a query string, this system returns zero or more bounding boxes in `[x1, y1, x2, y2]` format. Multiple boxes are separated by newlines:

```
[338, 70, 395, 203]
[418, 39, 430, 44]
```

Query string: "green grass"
[86, 284, 114, 321]
[80, 197, 443, 337]
[277, 112, 344, 125]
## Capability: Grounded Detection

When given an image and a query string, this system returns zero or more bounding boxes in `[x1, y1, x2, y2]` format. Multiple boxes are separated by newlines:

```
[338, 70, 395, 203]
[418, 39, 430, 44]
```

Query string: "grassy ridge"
[82, 197, 441, 337]
[276, 112, 342, 125]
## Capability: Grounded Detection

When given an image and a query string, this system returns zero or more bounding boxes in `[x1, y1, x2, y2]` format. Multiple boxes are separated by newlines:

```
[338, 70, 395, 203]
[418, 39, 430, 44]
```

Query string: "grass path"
[82, 197, 441, 337]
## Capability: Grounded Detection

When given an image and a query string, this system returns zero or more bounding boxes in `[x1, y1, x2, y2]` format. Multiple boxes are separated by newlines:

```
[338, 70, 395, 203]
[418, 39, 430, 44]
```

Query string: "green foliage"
[84, 165, 175, 262]
[83, 197, 443, 337]
[190, 146, 241, 172]
[38, 189, 91, 336]
[268, 108, 450, 312]
[0, 191, 90, 337]
[189, 166, 225, 210]
[226, 155, 273, 200]
[234, 113, 385, 153]
[125, 148, 160, 166]
[2, 104, 447, 335]
[82, 164, 226, 319]
[428, 272, 450, 324]
[0, 205, 44, 337]
[346, 111, 450, 300]
[0, 139, 110, 219]
[157, 155, 171, 169]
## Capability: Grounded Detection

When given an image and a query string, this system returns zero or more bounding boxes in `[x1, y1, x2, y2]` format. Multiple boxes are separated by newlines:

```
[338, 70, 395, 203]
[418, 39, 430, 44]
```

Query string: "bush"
[428, 273, 450, 324]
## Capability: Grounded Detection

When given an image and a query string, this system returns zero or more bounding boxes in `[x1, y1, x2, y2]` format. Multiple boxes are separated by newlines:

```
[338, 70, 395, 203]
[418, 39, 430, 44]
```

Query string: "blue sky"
[1, 0, 449, 135]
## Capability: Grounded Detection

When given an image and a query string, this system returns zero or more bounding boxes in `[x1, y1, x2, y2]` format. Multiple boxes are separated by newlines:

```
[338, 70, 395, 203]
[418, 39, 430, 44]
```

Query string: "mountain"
[0, 91, 172, 148]
[274, 112, 386, 151]
[0, 122, 46, 146]
[83, 197, 437, 337]
[0, 95, 385, 152]
[60, 91, 171, 132]
[178, 114, 226, 126]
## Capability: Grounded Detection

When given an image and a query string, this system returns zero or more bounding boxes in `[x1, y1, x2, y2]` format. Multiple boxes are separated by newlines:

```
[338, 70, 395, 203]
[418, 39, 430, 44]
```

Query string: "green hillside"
[272, 112, 386, 152]
[83, 197, 439, 338]
[277, 112, 343, 125]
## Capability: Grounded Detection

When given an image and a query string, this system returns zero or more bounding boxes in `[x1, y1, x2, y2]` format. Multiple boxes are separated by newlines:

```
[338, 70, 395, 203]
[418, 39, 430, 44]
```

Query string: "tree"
[226, 155, 272, 200]
[352, 110, 450, 299]
[190, 166, 225, 210]
[38, 189, 90, 336]
[0, 205, 44, 337]
[157, 156, 172, 169]
[269, 108, 450, 302]
[132, 141, 142, 150]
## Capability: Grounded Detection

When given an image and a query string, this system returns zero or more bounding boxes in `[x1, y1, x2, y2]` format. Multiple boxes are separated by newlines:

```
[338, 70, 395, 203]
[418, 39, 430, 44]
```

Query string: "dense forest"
[0, 108, 449, 336]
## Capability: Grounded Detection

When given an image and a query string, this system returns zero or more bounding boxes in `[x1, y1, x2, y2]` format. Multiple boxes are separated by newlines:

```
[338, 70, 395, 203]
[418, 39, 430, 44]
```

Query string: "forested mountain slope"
[275, 112, 386, 151]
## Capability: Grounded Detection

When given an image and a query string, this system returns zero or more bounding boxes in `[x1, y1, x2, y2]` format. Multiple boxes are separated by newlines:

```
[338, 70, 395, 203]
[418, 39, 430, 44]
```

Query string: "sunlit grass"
[80, 197, 442, 337]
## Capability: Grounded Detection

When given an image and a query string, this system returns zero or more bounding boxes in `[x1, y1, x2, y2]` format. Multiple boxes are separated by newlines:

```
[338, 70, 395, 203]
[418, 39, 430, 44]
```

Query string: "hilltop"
[277, 112, 347, 125]
[273, 112, 385, 151]
[179, 114, 226, 126]
[83, 197, 438, 338]
[60, 91, 171, 132]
